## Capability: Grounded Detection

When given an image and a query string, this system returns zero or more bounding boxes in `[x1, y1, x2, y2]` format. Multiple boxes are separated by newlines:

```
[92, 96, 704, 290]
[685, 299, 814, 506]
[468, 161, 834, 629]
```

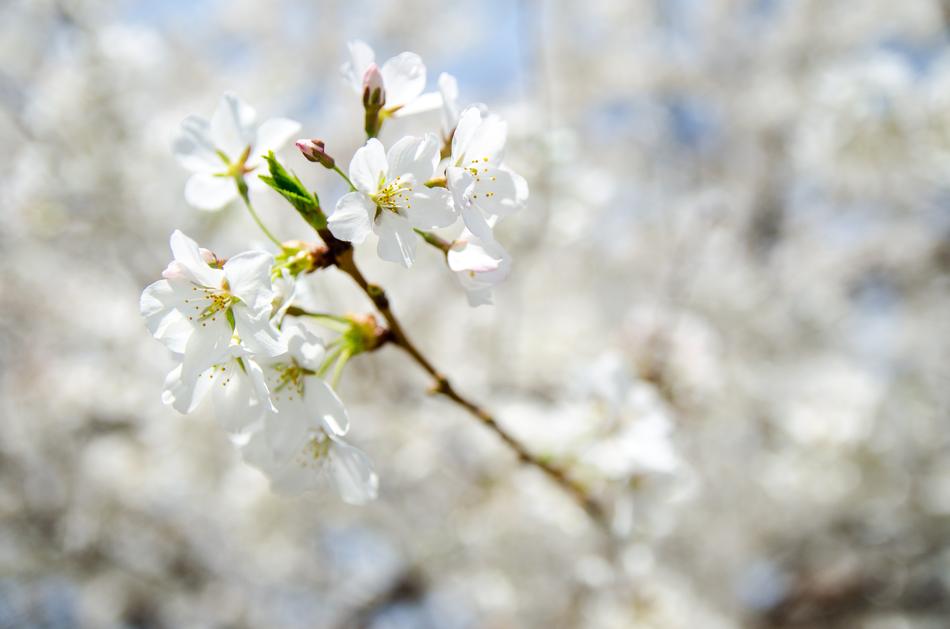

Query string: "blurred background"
[2, 0, 949, 627]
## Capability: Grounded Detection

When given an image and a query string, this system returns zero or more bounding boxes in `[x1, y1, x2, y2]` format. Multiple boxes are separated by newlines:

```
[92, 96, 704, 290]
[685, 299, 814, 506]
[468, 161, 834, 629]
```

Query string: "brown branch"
[316, 232, 606, 527]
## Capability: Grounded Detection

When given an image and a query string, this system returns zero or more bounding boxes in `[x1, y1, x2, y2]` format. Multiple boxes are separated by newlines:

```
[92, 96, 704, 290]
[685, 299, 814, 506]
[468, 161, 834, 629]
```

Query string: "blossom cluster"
[140, 41, 528, 503]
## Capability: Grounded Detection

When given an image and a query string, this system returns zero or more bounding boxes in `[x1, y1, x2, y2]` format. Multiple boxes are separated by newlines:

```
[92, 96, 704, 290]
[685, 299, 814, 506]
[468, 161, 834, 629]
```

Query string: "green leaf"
[259, 151, 327, 230]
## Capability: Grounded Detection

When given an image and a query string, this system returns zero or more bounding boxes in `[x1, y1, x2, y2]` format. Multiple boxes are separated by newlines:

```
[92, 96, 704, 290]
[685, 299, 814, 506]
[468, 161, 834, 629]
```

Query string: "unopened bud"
[362, 63, 385, 109]
[295, 139, 335, 169]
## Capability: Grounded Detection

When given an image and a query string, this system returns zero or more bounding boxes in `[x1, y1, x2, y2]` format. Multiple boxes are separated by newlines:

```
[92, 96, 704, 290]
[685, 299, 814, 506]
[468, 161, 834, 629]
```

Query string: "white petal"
[328, 192, 375, 244]
[448, 235, 504, 273]
[179, 324, 231, 393]
[172, 115, 219, 173]
[459, 203, 493, 241]
[462, 284, 494, 307]
[233, 309, 285, 357]
[386, 133, 439, 183]
[282, 321, 326, 371]
[213, 359, 269, 434]
[328, 436, 378, 505]
[375, 212, 417, 267]
[210, 92, 256, 158]
[438, 73, 460, 133]
[405, 186, 455, 229]
[450, 106, 482, 164]
[469, 167, 526, 217]
[169, 230, 224, 287]
[305, 378, 350, 436]
[380, 52, 426, 108]
[466, 116, 507, 165]
[184, 172, 237, 210]
[162, 363, 215, 414]
[391, 91, 442, 118]
[342, 39, 375, 91]
[263, 400, 310, 462]
[249, 117, 301, 167]
[140, 279, 191, 352]
[223, 250, 275, 313]
[349, 139, 388, 193]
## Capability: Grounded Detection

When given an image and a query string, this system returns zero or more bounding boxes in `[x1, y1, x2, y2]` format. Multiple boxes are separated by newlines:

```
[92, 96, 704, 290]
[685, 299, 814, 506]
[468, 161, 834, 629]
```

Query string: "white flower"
[241, 322, 378, 504]
[242, 423, 378, 504]
[446, 106, 529, 239]
[341, 39, 439, 117]
[328, 135, 455, 267]
[161, 341, 273, 436]
[172, 93, 300, 210]
[447, 228, 511, 306]
[140, 230, 284, 383]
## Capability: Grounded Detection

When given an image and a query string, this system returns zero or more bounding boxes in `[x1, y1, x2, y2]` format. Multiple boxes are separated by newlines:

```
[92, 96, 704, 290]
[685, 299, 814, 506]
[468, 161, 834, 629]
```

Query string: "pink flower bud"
[295, 138, 335, 169]
[362, 63, 385, 108]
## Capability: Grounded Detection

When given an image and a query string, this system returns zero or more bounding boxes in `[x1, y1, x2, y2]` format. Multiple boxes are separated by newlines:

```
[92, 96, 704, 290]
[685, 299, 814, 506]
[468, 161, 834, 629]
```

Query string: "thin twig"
[323, 237, 606, 527]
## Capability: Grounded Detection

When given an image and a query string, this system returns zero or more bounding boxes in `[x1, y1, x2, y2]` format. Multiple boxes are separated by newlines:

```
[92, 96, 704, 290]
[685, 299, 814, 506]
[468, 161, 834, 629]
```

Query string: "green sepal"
[258, 151, 327, 230]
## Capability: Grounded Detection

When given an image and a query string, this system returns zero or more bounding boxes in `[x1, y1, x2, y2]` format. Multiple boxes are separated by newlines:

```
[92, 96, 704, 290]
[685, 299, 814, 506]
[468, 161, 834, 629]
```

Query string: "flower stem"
[332, 165, 357, 192]
[330, 347, 352, 388]
[413, 229, 452, 255]
[236, 178, 283, 248]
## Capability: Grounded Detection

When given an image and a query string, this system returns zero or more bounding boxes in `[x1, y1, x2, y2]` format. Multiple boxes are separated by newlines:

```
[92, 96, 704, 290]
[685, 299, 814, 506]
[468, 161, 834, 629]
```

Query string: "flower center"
[292, 429, 331, 469]
[183, 280, 237, 326]
[272, 360, 306, 399]
[215, 145, 257, 179]
[306, 431, 331, 461]
[371, 175, 412, 219]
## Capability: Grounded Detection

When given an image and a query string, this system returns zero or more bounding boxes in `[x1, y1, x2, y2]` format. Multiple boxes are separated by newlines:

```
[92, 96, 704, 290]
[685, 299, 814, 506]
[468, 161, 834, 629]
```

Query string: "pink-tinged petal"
[405, 186, 455, 229]
[305, 378, 350, 436]
[328, 192, 375, 244]
[327, 435, 378, 505]
[342, 39, 375, 92]
[223, 250, 274, 313]
[169, 230, 225, 287]
[386, 133, 439, 183]
[348, 139, 388, 193]
[172, 115, 219, 173]
[380, 52, 426, 108]
[210, 92, 256, 158]
[184, 172, 237, 211]
[375, 212, 417, 267]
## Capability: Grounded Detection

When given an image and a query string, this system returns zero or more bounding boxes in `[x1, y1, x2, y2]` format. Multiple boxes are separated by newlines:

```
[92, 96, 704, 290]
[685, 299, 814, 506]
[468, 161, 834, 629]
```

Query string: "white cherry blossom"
[161, 342, 273, 436]
[446, 106, 528, 239]
[341, 39, 439, 117]
[241, 322, 377, 504]
[328, 135, 455, 267]
[172, 93, 300, 210]
[447, 228, 511, 306]
[140, 230, 284, 383]
[242, 421, 378, 504]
